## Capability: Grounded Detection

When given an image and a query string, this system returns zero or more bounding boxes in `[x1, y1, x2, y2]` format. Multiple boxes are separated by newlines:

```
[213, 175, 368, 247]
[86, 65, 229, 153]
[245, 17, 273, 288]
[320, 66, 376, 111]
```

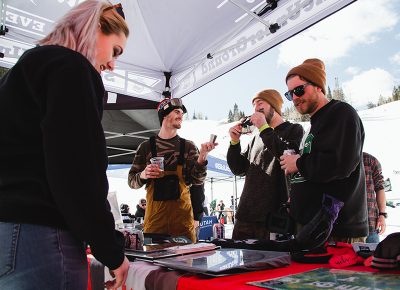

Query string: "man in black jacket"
[280, 58, 368, 243]
[227, 89, 304, 240]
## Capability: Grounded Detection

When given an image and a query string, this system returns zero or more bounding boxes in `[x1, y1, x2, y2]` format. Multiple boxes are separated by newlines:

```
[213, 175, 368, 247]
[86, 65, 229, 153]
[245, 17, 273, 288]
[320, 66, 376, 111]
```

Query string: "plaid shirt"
[363, 152, 384, 233]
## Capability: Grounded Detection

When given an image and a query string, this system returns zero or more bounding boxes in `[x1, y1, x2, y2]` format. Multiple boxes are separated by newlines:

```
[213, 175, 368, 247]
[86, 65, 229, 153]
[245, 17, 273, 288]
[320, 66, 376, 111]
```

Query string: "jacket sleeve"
[128, 142, 149, 189]
[297, 104, 364, 182]
[372, 157, 384, 192]
[227, 142, 250, 176]
[40, 55, 124, 270]
[190, 184, 206, 221]
[185, 140, 207, 185]
[260, 124, 304, 158]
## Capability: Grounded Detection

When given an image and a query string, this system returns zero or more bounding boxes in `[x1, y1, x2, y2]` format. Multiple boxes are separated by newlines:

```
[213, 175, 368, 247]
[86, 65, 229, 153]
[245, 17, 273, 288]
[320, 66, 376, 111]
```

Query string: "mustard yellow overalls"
[143, 138, 196, 242]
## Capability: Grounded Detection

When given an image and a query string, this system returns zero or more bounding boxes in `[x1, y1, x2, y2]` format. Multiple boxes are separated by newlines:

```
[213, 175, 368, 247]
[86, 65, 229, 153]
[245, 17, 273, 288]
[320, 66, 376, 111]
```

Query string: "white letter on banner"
[32, 20, 45, 32]
[6, 12, 18, 24]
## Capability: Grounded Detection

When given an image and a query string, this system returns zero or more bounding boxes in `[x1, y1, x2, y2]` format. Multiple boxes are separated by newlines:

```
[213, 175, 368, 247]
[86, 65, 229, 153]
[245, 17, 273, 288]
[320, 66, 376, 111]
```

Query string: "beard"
[264, 107, 274, 123]
[172, 118, 182, 129]
[294, 91, 319, 115]
[173, 123, 181, 129]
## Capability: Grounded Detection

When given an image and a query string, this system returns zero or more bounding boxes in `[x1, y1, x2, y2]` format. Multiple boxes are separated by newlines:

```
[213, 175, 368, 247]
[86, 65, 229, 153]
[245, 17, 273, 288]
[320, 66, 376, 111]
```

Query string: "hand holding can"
[283, 149, 296, 156]
[280, 149, 299, 175]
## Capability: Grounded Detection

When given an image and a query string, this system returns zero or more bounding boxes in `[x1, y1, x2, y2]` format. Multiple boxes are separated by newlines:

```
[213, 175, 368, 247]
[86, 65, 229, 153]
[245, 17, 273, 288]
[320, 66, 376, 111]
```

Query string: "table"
[89, 258, 400, 290]
[177, 262, 398, 290]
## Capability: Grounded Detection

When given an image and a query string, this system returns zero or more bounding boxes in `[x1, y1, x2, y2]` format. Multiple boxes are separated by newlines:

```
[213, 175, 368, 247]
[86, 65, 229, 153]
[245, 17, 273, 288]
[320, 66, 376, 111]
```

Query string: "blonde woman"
[0, 1, 130, 289]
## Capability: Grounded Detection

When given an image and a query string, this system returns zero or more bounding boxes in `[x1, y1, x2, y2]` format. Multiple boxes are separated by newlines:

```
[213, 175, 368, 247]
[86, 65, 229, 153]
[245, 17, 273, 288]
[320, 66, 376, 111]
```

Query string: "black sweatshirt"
[227, 122, 304, 223]
[290, 100, 368, 238]
[0, 45, 124, 269]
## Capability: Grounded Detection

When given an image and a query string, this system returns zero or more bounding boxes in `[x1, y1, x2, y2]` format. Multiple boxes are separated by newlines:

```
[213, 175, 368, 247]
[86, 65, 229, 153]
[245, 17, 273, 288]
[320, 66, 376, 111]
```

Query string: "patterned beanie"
[286, 58, 326, 95]
[157, 98, 187, 125]
[251, 89, 283, 115]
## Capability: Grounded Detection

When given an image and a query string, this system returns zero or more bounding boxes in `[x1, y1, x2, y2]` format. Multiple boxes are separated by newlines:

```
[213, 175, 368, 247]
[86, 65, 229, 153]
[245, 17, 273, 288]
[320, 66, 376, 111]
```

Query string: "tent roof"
[1, 0, 356, 102]
[0, 0, 357, 163]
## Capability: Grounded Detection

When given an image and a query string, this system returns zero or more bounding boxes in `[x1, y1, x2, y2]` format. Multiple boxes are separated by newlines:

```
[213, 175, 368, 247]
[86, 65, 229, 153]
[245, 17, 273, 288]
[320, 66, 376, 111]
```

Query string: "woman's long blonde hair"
[39, 0, 129, 66]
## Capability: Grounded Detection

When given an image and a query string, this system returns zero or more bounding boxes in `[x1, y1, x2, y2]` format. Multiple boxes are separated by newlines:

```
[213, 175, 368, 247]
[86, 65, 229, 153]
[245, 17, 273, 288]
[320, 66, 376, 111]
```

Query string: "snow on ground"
[108, 101, 400, 238]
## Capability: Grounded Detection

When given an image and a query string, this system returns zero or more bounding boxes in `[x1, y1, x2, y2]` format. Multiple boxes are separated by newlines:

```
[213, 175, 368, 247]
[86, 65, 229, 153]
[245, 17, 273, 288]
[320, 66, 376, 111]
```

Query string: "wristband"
[378, 212, 387, 218]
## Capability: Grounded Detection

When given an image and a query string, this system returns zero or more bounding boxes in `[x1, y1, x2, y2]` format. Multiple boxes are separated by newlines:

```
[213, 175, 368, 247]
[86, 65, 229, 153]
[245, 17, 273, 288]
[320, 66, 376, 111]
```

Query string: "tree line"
[2, 66, 398, 121]
[224, 78, 400, 123]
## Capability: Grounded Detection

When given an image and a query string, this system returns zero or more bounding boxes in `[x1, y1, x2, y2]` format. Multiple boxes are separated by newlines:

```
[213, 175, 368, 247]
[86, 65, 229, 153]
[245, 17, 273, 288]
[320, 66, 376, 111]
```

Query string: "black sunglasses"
[105, 3, 125, 19]
[284, 83, 313, 101]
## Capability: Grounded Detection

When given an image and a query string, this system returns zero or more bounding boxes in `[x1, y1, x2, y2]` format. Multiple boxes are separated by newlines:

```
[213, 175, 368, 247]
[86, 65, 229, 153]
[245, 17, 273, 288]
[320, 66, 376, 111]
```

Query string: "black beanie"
[157, 98, 187, 125]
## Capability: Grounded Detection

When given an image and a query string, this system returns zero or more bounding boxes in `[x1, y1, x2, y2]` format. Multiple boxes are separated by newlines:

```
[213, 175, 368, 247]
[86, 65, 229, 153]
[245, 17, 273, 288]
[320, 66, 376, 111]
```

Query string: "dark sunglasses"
[105, 3, 125, 19]
[284, 83, 313, 101]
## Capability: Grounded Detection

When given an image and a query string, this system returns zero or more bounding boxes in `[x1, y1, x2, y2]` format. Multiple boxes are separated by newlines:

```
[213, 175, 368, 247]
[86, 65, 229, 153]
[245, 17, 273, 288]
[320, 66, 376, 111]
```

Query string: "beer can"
[123, 230, 138, 249]
[283, 149, 296, 155]
[122, 226, 144, 250]
[213, 223, 225, 239]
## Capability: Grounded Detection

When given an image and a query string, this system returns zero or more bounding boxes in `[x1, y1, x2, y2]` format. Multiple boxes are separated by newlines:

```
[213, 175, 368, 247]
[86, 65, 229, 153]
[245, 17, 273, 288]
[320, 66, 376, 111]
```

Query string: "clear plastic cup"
[150, 157, 164, 170]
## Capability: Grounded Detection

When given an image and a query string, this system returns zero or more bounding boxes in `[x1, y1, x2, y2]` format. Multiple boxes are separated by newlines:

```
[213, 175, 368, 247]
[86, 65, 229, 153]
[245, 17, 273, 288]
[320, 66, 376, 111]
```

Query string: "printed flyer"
[247, 268, 400, 289]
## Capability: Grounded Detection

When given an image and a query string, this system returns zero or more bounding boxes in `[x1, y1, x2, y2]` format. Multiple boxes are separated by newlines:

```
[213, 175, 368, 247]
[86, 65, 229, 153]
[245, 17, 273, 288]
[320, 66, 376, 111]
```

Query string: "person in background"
[363, 152, 387, 243]
[128, 98, 217, 243]
[120, 203, 135, 223]
[216, 200, 226, 220]
[134, 198, 147, 218]
[0, 1, 130, 289]
[227, 89, 304, 240]
[280, 58, 368, 243]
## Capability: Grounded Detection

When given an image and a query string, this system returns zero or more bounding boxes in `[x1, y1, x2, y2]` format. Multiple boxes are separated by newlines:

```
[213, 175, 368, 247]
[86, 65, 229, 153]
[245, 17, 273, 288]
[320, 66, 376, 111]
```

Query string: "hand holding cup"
[141, 157, 164, 179]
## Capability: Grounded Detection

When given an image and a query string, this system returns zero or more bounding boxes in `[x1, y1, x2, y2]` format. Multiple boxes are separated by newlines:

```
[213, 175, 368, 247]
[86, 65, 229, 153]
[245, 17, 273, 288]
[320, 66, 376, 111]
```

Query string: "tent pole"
[228, 0, 273, 27]
[0, 0, 5, 35]
[233, 175, 238, 224]
[210, 177, 214, 203]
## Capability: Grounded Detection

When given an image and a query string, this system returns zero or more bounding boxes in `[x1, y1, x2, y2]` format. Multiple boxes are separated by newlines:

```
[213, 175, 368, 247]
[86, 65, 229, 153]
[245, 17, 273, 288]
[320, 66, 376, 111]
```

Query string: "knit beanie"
[157, 98, 187, 125]
[286, 58, 326, 95]
[251, 89, 283, 115]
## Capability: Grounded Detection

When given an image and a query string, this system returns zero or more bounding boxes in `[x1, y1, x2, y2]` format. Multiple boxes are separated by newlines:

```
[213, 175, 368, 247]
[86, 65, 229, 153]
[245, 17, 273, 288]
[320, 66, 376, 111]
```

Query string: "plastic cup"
[150, 157, 164, 170]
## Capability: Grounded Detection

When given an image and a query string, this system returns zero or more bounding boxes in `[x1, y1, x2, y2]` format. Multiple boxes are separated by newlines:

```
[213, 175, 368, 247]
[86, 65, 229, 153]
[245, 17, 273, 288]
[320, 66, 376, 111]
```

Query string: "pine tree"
[326, 86, 333, 101]
[233, 103, 240, 121]
[392, 85, 400, 101]
[228, 110, 233, 122]
[192, 111, 197, 120]
[332, 77, 347, 102]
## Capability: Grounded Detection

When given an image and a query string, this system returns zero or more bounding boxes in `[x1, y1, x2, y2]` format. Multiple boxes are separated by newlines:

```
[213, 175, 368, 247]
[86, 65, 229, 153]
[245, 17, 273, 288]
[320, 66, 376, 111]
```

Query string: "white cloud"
[345, 66, 361, 75]
[277, 0, 399, 67]
[342, 68, 395, 109]
[390, 52, 400, 65]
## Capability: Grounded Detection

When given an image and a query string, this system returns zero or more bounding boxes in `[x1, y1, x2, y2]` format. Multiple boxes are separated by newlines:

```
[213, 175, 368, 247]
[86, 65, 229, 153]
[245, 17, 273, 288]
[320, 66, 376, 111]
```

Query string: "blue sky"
[183, 0, 400, 120]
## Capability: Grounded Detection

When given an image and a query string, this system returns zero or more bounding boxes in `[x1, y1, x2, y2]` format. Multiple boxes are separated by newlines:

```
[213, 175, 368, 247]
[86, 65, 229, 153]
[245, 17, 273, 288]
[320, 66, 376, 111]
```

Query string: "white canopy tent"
[0, 0, 357, 163]
[1, 0, 357, 101]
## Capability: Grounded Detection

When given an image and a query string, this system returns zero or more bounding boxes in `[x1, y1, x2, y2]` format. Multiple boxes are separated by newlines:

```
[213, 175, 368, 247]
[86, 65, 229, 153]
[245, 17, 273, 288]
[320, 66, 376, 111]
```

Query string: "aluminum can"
[213, 223, 225, 239]
[283, 149, 296, 155]
[122, 225, 143, 250]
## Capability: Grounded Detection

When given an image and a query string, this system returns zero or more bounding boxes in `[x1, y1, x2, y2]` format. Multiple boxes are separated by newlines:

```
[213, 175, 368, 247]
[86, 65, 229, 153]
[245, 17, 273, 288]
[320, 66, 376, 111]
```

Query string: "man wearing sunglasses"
[128, 98, 217, 243]
[134, 198, 146, 219]
[227, 89, 304, 240]
[280, 58, 368, 243]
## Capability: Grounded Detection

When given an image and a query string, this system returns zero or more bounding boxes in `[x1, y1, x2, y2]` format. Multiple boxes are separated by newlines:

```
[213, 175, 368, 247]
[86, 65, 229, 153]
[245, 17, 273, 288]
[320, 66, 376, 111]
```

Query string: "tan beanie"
[252, 89, 283, 115]
[286, 58, 326, 95]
